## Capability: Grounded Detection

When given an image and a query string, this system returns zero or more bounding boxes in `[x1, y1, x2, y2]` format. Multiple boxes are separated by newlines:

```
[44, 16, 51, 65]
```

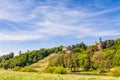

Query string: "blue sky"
[0, 0, 120, 55]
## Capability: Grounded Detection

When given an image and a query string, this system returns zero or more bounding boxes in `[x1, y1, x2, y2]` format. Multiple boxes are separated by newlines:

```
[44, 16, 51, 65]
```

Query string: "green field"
[0, 70, 120, 80]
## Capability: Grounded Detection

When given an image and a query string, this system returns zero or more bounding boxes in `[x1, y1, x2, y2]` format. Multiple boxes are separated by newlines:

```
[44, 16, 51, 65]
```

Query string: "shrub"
[20, 67, 38, 72]
[110, 67, 120, 77]
[43, 66, 68, 74]
[43, 67, 55, 73]
[54, 66, 68, 74]
[12, 66, 22, 71]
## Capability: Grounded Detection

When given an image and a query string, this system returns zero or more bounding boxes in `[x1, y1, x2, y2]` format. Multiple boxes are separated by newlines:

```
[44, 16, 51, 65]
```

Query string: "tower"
[99, 37, 102, 44]
[98, 37, 103, 50]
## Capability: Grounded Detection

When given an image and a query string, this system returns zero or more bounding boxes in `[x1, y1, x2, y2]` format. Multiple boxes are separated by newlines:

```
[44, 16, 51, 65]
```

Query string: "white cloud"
[93, 30, 120, 36]
[0, 31, 43, 41]
[0, 0, 36, 22]
[0, 0, 120, 41]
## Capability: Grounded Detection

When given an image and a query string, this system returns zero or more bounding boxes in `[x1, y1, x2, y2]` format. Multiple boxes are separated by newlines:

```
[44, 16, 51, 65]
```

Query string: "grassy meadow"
[0, 70, 120, 80]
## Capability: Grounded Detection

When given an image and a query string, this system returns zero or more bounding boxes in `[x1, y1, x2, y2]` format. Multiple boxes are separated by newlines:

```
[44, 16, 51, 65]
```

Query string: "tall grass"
[0, 70, 120, 80]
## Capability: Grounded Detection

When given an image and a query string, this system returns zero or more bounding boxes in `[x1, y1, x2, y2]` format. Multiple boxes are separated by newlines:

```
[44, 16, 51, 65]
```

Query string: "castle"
[94, 38, 103, 50]
[62, 38, 103, 53]
[62, 46, 72, 53]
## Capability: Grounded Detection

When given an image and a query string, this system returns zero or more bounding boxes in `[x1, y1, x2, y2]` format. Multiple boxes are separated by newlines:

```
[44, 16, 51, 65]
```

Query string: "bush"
[12, 66, 22, 71]
[54, 66, 68, 74]
[43, 66, 68, 74]
[20, 67, 38, 72]
[43, 67, 55, 73]
[110, 67, 120, 77]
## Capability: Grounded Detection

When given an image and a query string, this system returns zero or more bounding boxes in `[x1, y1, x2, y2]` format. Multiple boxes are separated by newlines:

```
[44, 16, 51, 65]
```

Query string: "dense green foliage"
[0, 46, 62, 69]
[0, 52, 14, 63]
[48, 38, 120, 73]
[42, 66, 68, 74]
[48, 50, 91, 71]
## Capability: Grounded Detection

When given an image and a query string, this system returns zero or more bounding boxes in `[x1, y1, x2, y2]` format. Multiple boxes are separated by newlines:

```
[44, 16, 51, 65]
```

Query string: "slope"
[30, 53, 58, 70]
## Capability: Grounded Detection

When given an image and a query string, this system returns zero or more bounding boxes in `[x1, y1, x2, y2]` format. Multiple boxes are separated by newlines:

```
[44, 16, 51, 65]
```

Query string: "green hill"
[0, 38, 120, 76]
[30, 53, 58, 69]
[0, 46, 62, 69]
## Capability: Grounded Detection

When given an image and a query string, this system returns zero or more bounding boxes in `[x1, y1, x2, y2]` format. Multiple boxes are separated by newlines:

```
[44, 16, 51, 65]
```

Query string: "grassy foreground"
[0, 70, 120, 80]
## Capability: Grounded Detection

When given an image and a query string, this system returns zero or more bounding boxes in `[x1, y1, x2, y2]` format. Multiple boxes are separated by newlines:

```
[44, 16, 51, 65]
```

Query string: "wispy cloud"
[0, 0, 120, 41]
[0, 31, 44, 41]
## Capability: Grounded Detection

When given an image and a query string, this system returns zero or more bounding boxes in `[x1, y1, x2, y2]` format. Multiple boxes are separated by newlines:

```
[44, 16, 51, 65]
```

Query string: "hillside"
[0, 38, 120, 76]
[44, 38, 120, 73]
[0, 46, 62, 69]
[30, 53, 58, 69]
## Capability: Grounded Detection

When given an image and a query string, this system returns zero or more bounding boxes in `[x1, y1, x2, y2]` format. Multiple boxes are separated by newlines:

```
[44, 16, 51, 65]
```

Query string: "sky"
[0, 0, 120, 55]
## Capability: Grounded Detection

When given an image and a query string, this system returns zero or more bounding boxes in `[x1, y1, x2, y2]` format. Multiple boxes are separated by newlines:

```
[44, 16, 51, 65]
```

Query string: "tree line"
[48, 38, 120, 72]
[0, 46, 62, 69]
[0, 38, 120, 72]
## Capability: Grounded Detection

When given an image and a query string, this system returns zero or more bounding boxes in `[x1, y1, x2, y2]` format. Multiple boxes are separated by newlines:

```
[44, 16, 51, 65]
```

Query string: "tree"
[78, 53, 90, 71]
[113, 50, 120, 67]
[91, 51, 104, 71]
[72, 42, 87, 49]
[0, 52, 14, 63]
[103, 50, 116, 71]
[116, 38, 120, 44]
